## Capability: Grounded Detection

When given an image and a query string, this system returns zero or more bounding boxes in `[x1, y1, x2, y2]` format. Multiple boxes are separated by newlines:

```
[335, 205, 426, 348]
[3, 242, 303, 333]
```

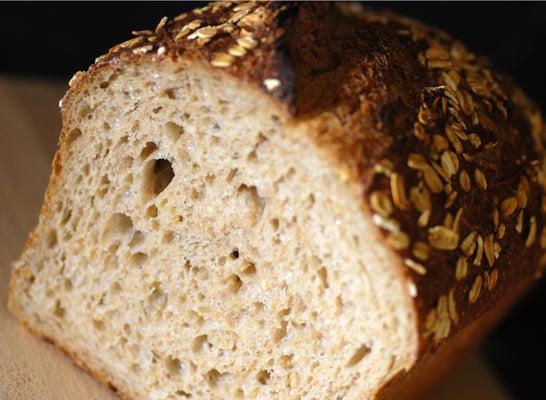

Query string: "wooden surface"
[0, 76, 511, 400]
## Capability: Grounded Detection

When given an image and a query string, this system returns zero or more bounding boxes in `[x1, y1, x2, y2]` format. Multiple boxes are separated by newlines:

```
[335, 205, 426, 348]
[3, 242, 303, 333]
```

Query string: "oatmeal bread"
[8, 2, 546, 399]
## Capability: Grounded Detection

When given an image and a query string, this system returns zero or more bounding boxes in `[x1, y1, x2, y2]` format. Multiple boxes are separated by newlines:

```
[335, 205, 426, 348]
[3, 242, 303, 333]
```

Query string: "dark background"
[1, 2, 545, 398]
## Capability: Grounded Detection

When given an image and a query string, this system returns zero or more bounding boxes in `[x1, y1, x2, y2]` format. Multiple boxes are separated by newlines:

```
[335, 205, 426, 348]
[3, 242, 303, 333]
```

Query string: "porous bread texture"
[9, 59, 417, 399]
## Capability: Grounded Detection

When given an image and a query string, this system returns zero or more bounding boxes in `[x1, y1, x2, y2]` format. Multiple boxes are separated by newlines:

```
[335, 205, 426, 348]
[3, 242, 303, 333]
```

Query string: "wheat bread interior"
[8, 59, 417, 399]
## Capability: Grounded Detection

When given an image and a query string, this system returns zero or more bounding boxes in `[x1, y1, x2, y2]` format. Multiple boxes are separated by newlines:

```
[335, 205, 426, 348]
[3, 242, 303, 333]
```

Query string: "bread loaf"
[8, 2, 546, 399]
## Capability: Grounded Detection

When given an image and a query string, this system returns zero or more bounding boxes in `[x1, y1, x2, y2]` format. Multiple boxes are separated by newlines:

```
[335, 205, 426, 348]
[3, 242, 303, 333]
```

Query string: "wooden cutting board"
[0, 76, 511, 400]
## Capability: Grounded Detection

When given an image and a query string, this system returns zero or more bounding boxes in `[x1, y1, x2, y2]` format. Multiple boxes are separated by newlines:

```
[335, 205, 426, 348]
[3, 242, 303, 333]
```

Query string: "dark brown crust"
[8, 1, 546, 398]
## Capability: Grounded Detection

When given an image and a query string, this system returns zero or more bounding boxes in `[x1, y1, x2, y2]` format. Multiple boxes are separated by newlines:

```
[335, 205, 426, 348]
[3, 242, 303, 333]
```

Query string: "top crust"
[64, 2, 546, 355]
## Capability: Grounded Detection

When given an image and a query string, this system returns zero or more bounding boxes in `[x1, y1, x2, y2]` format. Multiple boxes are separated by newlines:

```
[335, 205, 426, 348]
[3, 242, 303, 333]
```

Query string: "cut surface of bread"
[8, 2, 546, 400]
[9, 61, 415, 399]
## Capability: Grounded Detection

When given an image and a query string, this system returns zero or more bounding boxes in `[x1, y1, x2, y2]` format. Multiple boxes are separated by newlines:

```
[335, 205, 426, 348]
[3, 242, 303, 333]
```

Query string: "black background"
[1, 2, 545, 398]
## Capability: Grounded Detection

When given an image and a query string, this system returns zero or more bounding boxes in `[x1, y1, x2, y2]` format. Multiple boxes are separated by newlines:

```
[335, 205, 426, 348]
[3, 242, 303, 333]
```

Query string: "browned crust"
[90, 0, 544, 353]
[7, 1, 546, 398]
[378, 266, 537, 399]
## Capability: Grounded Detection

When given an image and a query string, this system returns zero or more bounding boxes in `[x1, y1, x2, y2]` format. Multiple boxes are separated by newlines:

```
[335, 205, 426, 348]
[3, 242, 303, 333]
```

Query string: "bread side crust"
[7, 293, 132, 400]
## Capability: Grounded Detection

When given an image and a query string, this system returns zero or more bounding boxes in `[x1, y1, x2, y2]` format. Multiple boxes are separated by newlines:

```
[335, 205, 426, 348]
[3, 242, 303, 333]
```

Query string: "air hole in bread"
[254, 302, 264, 313]
[335, 296, 344, 315]
[205, 174, 215, 185]
[92, 319, 105, 330]
[280, 354, 293, 369]
[46, 229, 58, 248]
[143, 159, 175, 198]
[53, 299, 65, 318]
[226, 168, 238, 183]
[237, 184, 264, 218]
[241, 262, 256, 277]
[206, 369, 230, 388]
[139, 142, 158, 161]
[122, 156, 134, 168]
[317, 267, 329, 289]
[63, 278, 73, 291]
[162, 231, 175, 244]
[229, 249, 239, 260]
[66, 128, 82, 146]
[347, 344, 371, 367]
[146, 205, 158, 219]
[163, 88, 183, 100]
[192, 334, 210, 353]
[165, 356, 182, 377]
[124, 173, 134, 185]
[129, 231, 145, 248]
[111, 282, 122, 295]
[79, 104, 92, 119]
[60, 209, 72, 226]
[270, 218, 280, 231]
[166, 121, 185, 142]
[117, 135, 129, 146]
[130, 252, 148, 268]
[104, 213, 133, 240]
[175, 390, 192, 398]
[256, 369, 270, 385]
[148, 281, 167, 308]
[82, 163, 90, 177]
[100, 174, 110, 186]
[153, 106, 163, 114]
[226, 274, 243, 294]
[131, 121, 140, 133]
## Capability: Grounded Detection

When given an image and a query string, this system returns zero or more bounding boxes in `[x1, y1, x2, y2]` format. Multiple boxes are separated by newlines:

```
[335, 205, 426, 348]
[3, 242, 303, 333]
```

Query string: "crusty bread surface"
[8, 2, 546, 399]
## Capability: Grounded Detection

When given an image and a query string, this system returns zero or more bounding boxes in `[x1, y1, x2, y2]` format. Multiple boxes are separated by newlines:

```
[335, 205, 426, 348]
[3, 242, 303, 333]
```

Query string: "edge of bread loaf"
[8, 2, 546, 398]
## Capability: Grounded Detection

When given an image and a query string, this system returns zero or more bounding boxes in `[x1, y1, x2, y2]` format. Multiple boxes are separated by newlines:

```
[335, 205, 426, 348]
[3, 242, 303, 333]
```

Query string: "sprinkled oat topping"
[501, 197, 518, 216]
[412, 241, 430, 261]
[468, 276, 483, 304]
[473, 235, 484, 266]
[405, 258, 427, 275]
[487, 269, 499, 290]
[448, 289, 458, 324]
[387, 231, 410, 250]
[460, 231, 477, 256]
[484, 234, 495, 267]
[516, 210, 524, 233]
[428, 226, 459, 250]
[372, 214, 400, 233]
[458, 170, 471, 192]
[237, 35, 258, 49]
[370, 191, 393, 217]
[474, 169, 487, 190]
[455, 256, 468, 281]
[155, 16, 168, 33]
[526, 215, 537, 247]
[263, 78, 281, 91]
[390, 173, 410, 210]
[211, 52, 235, 68]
